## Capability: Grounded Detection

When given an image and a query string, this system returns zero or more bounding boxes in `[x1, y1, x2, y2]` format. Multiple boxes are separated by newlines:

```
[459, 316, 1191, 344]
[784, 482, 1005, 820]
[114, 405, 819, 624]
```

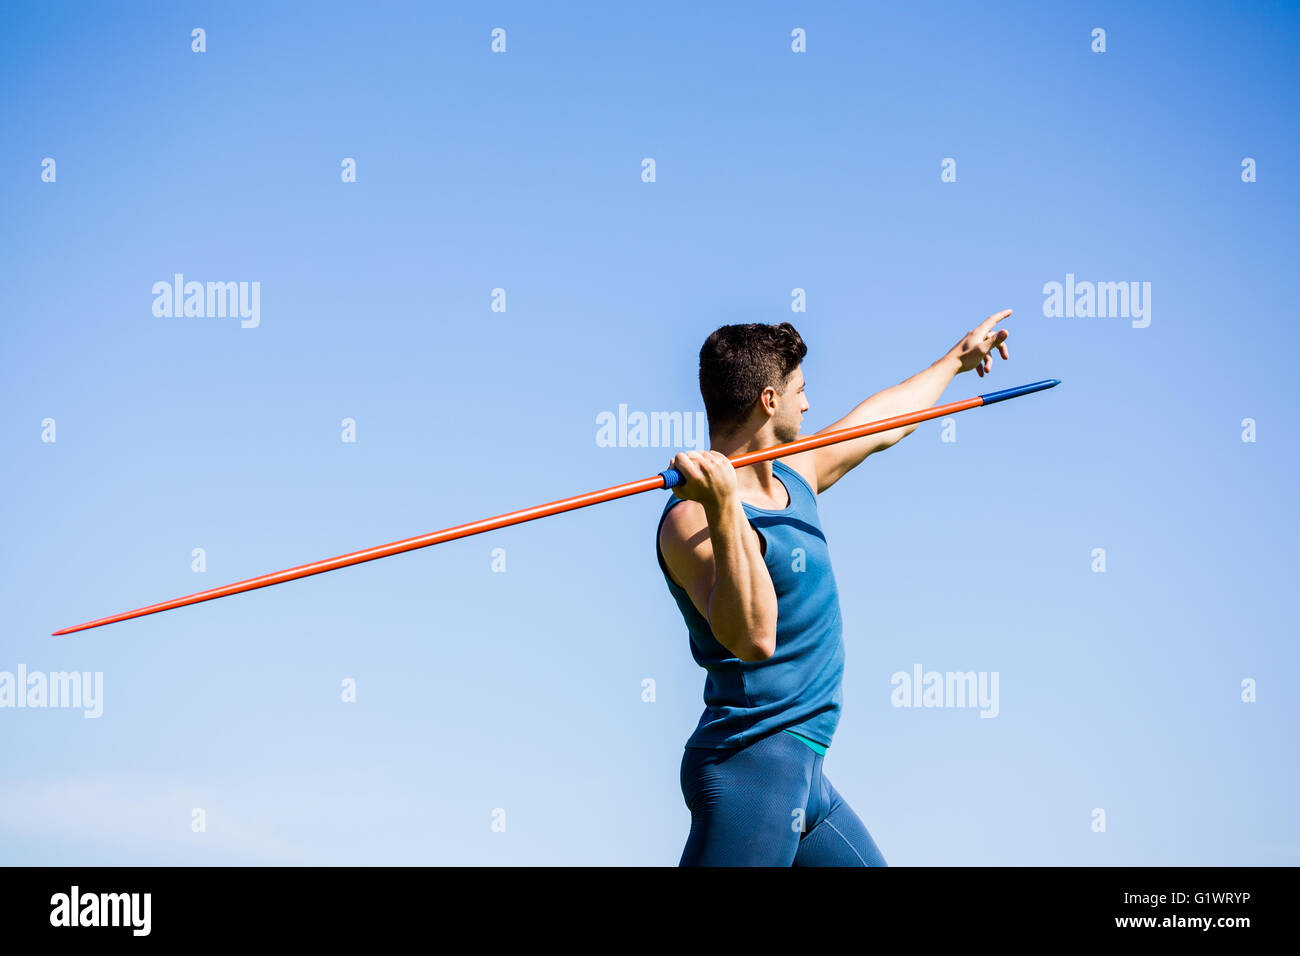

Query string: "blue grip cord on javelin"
[656, 378, 1059, 490]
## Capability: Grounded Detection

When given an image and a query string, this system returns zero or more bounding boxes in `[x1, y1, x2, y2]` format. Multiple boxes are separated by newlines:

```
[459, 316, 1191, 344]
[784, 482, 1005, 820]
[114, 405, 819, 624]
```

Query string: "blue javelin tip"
[978, 379, 1060, 406]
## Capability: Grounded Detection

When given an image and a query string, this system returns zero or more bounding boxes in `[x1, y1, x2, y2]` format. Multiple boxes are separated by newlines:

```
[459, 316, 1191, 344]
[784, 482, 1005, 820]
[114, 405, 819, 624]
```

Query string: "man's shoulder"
[658, 495, 705, 542]
[776, 452, 820, 497]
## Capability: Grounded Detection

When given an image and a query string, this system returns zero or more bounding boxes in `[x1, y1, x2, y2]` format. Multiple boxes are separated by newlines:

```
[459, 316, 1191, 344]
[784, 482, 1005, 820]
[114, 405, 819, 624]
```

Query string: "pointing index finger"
[979, 309, 1013, 334]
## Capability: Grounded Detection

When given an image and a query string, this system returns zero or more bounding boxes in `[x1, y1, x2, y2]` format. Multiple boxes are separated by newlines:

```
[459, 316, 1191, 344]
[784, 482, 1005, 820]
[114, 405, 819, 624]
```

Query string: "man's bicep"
[806, 411, 905, 493]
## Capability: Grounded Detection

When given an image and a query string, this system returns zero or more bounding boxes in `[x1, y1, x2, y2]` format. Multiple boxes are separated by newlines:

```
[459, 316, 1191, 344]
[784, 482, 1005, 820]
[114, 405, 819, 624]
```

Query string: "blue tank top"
[655, 459, 846, 750]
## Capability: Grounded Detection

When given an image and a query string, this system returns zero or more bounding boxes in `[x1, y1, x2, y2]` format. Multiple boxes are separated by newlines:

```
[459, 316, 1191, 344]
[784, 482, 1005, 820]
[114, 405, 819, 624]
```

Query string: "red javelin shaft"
[51, 379, 1058, 635]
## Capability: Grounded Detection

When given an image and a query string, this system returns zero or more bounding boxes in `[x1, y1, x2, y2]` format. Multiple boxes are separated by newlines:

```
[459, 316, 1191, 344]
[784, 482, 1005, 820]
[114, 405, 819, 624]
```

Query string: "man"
[656, 310, 1012, 865]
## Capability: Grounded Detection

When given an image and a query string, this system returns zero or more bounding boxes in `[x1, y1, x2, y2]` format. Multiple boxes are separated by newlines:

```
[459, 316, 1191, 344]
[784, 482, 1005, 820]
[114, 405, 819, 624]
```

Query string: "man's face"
[774, 366, 809, 443]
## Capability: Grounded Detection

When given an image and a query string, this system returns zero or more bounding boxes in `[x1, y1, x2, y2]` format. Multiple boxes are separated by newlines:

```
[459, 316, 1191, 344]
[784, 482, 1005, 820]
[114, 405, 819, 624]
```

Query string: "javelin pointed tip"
[978, 378, 1062, 405]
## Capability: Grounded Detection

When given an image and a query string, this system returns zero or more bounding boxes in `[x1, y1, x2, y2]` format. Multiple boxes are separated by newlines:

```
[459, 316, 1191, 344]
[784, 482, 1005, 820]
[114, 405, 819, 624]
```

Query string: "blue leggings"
[679, 729, 888, 866]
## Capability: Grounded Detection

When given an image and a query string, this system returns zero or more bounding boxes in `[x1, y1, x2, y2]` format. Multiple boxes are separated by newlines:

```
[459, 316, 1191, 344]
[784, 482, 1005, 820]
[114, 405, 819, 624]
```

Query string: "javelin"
[51, 378, 1059, 635]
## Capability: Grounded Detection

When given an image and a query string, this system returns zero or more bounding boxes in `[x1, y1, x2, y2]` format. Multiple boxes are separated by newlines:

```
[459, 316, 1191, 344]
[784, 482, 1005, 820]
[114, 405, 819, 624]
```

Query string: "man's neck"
[711, 430, 784, 498]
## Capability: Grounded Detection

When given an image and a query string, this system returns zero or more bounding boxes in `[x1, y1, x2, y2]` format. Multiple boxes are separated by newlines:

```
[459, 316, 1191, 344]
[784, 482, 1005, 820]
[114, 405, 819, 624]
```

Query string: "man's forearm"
[864, 350, 963, 447]
[703, 497, 778, 662]
[812, 312, 1011, 492]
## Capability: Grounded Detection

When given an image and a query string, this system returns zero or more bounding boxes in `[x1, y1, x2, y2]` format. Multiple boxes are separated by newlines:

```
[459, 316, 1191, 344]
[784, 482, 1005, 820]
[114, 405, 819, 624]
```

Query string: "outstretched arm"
[810, 309, 1012, 493]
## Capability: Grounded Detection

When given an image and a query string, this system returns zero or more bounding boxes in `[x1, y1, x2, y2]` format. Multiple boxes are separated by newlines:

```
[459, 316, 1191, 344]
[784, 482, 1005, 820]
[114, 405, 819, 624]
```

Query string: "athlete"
[656, 310, 1012, 865]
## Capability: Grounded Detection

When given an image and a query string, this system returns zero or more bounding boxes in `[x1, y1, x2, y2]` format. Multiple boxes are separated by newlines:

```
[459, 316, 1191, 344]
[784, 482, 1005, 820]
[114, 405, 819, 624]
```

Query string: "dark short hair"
[698, 322, 807, 438]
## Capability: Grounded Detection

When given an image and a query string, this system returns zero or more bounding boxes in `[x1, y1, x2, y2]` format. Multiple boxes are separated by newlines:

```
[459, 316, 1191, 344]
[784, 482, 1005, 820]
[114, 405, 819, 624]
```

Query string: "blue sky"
[1, 0, 1297, 865]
